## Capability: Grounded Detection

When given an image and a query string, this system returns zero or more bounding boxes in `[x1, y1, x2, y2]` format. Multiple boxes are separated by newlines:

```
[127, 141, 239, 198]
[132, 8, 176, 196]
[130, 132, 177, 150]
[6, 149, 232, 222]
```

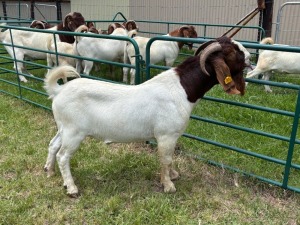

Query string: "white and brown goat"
[0, 12, 85, 82]
[74, 25, 137, 76]
[246, 37, 300, 92]
[44, 36, 246, 197]
[123, 25, 198, 84]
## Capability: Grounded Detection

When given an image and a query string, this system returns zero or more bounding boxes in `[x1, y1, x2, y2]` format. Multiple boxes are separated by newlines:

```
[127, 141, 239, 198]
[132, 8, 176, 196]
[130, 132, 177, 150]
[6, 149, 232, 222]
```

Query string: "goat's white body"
[1, 27, 58, 82]
[47, 41, 76, 68]
[246, 38, 300, 92]
[123, 34, 179, 84]
[44, 65, 194, 196]
[74, 28, 132, 75]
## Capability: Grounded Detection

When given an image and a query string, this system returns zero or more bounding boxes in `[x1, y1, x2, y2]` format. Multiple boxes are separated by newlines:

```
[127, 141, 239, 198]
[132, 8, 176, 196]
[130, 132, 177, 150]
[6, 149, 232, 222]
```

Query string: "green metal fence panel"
[1, 18, 300, 194]
[145, 35, 300, 193]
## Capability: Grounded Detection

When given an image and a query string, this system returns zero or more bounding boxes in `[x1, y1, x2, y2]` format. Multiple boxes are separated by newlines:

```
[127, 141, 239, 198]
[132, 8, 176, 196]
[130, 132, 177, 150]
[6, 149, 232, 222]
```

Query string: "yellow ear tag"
[224, 76, 232, 84]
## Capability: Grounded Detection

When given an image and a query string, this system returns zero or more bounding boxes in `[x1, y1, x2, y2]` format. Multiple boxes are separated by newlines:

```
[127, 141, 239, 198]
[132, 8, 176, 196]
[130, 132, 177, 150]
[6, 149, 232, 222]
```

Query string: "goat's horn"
[200, 42, 222, 76]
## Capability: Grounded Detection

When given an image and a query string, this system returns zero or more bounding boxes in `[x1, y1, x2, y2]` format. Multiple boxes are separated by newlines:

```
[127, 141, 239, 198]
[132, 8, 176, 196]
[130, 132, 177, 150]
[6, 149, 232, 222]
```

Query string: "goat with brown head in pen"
[44, 36, 246, 197]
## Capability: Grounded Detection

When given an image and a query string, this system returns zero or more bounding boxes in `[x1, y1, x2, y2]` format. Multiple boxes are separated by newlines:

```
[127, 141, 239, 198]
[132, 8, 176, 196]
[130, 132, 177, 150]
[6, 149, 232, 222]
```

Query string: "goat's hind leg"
[44, 131, 62, 177]
[56, 132, 84, 197]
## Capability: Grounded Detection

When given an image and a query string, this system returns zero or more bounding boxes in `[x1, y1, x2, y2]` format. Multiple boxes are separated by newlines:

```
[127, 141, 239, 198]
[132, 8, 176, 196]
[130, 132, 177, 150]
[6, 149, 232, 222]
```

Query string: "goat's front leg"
[129, 68, 136, 85]
[157, 136, 179, 193]
[123, 67, 129, 83]
[14, 60, 29, 82]
[262, 72, 273, 93]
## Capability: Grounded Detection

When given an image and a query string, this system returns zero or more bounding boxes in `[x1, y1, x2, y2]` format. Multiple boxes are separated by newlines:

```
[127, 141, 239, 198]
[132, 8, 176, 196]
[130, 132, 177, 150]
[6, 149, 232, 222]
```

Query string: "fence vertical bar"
[8, 28, 23, 99]
[282, 88, 300, 188]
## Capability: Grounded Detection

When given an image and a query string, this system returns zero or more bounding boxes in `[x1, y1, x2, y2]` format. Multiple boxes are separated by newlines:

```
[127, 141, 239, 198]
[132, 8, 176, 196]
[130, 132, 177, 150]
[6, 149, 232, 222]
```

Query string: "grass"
[1, 93, 300, 224]
[1, 46, 300, 223]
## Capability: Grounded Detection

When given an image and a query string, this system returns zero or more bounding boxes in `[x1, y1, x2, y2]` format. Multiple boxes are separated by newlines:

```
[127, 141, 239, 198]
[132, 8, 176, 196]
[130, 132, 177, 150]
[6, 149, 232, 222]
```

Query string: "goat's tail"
[44, 65, 80, 99]
[260, 37, 274, 45]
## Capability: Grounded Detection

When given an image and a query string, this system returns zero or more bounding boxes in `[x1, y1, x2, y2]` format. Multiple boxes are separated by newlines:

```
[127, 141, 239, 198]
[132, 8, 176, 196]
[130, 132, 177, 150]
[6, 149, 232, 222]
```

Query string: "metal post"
[261, 0, 274, 38]
[56, 0, 62, 21]
[30, 0, 35, 20]
[282, 88, 300, 188]
[2, 1, 7, 20]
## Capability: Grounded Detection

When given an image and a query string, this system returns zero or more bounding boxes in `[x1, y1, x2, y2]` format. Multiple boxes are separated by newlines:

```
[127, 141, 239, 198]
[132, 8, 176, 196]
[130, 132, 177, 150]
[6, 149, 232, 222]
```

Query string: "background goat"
[123, 25, 198, 84]
[46, 24, 101, 70]
[246, 37, 300, 92]
[0, 12, 85, 82]
[44, 36, 246, 197]
[74, 25, 137, 77]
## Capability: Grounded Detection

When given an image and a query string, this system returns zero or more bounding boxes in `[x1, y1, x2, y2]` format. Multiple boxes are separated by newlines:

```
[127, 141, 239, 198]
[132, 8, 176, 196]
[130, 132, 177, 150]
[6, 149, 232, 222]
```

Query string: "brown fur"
[176, 36, 246, 102]
[30, 20, 53, 29]
[122, 20, 139, 31]
[57, 12, 86, 43]
[169, 25, 198, 50]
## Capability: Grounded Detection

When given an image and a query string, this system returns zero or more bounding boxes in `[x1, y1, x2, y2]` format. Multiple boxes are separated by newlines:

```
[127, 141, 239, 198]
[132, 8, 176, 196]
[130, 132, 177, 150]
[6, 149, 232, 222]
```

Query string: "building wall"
[0, 1, 299, 45]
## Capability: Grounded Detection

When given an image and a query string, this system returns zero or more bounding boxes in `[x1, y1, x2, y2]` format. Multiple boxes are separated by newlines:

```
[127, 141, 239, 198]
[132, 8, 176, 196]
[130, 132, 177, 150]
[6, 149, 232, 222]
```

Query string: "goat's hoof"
[66, 185, 79, 197]
[67, 192, 80, 198]
[163, 182, 176, 193]
[44, 166, 55, 177]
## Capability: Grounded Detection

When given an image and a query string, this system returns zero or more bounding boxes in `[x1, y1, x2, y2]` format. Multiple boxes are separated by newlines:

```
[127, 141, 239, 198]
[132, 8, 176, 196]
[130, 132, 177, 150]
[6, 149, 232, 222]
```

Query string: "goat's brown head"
[86, 22, 99, 34]
[30, 20, 52, 29]
[30, 20, 45, 29]
[122, 20, 139, 31]
[170, 25, 198, 50]
[107, 23, 125, 34]
[63, 12, 86, 31]
[195, 36, 246, 95]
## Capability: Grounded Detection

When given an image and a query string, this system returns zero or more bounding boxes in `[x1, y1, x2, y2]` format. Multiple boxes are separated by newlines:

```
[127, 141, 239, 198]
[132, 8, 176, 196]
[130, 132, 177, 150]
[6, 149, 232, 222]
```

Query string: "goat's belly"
[87, 121, 155, 143]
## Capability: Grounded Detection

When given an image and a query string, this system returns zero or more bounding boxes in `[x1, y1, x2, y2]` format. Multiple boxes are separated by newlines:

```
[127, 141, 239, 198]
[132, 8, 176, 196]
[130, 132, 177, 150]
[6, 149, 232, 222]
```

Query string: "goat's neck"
[175, 56, 218, 103]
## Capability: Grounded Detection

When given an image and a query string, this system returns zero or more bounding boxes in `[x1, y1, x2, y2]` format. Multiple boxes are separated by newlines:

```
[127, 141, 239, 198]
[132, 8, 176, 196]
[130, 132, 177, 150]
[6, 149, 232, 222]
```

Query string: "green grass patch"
[1, 94, 300, 224]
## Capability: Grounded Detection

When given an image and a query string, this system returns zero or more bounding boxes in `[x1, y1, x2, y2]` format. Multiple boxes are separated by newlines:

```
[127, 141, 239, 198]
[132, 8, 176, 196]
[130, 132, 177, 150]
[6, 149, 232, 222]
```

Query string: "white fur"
[44, 65, 194, 196]
[246, 37, 300, 92]
[0, 26, 57, 82]
[74, 27, 137, 76]
[47, 37, 76, 69]
[0, 13, 84, 82]
[123, 34, 181, 85]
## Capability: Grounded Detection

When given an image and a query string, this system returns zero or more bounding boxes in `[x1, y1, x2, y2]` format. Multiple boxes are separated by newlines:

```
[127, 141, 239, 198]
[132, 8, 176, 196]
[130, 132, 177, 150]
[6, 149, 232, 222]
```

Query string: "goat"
[123, 25, 198, 85]
[44, 36, 246, 197]
[0, 12, 85, 82]
[122, 20, 139, 32]
[46, 23, 102, 72]
[106, 20, 138, 34]
[246, 37, 300, 92]
[74, 25, 137, 77]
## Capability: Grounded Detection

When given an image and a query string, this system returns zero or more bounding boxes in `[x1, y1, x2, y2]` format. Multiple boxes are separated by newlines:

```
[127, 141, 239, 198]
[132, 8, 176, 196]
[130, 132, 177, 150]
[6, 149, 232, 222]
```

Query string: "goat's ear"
[63, 13, 79, 31]
[212, 58, 241, 95]
[63, 13, 73, 28]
